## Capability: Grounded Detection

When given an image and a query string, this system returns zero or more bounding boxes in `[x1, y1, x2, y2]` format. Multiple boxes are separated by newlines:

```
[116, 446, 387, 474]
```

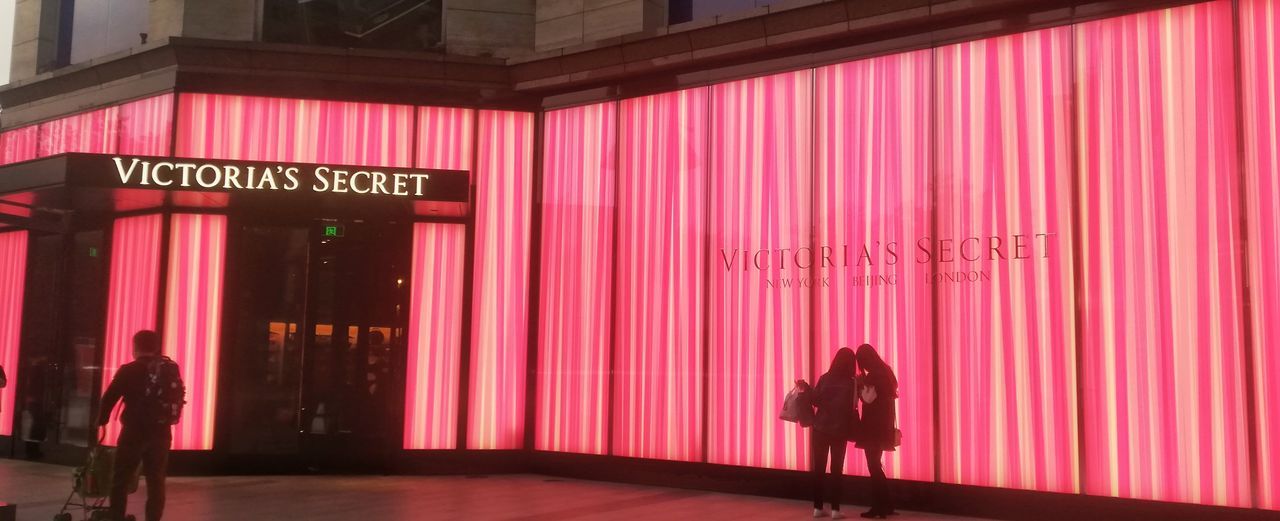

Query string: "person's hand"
[795, 379, 810, 391]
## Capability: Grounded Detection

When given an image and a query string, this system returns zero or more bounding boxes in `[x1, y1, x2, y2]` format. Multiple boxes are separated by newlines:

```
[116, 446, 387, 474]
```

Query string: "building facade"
[0, 0, 1278, 518]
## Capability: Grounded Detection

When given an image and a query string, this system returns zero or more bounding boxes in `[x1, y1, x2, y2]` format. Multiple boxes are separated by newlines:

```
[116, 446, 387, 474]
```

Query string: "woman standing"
[855, 344, 898, 519]
[796, 347, 859, 519]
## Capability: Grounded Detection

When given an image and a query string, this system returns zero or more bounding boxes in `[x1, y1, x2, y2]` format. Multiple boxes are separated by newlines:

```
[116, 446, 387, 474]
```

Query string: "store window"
[69, 0, 148, 65]
[262, 0, 444, 51]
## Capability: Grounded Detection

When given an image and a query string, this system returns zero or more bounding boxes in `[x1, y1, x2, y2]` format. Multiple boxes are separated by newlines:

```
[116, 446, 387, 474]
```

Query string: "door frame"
[211, 212, 468, 472]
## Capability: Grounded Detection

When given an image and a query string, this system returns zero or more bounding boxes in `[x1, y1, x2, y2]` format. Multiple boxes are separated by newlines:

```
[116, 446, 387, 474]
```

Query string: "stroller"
[53, 429, 139, 521]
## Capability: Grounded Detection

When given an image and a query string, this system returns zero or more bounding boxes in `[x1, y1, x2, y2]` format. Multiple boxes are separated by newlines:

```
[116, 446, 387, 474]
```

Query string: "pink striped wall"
[413, 106, 474, 216]
[1241, 0, 1280, 510]
[1076, 1, 1250, 506]
[536, 102, 616, 454]
[101, 214, 164, 446]
[162, 214, 228, 450]
[707, 71, 812, 470]
[312, 100, 414, 167]
[416, 106, 473, 169]
[935, 28, 1080, 493]
[0, 94, 171, 166]
[613, 89, 707, 461]
[404, 222, 467, 449]
[176, 94, 413, 166]
[37, 106, 119, 156]
[118, 94, 174, 156]
[814, 51, 933, 481]
[0, 231, 27, 436]
[0, 126, 37, 166]
[468, 110, 534, 450]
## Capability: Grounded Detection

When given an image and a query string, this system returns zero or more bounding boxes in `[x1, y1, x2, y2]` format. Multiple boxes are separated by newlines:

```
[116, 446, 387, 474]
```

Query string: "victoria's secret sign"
[70, 155, 469, 201]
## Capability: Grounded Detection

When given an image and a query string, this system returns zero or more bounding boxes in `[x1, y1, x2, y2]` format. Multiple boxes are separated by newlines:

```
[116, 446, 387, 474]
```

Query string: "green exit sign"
[323, 225, 345, 237]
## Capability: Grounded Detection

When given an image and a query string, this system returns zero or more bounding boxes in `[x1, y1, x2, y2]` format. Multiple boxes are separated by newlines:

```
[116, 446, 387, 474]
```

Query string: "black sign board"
[59, 154, 469, 202]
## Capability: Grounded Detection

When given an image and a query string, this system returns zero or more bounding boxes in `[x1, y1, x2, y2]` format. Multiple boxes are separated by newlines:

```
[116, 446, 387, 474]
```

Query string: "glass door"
[224, 220, 409, 469]
[224, 225, 309, 455]
[299, 221, 408, 469]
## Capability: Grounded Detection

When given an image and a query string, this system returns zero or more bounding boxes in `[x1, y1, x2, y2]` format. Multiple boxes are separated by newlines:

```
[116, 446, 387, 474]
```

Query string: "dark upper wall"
[0, 0, 1200, 130]
[513, 0, 1203, 107]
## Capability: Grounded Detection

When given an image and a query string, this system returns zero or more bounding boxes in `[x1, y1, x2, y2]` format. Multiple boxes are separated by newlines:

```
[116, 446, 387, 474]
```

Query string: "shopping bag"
[80, 429, 140, 497]
[779, 384, 814, 426]
[79, 444, 117, 497]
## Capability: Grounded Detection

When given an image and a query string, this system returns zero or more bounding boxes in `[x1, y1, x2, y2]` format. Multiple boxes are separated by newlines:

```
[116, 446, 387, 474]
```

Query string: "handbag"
[779, 384, 815, 427]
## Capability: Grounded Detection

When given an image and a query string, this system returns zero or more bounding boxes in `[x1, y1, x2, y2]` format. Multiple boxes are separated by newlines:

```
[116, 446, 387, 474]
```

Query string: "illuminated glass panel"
[403, 222, 467, 449]
[814, 50, 934, 481]
[934, 27, 1080, 492]
[707, 71, 812, 470]
[536, 102, 616, 455]
[613, 88, 707, 461]
[118, 94, 174, 156]
[467, 110, 534, 450]
[415, 106, 473, 170]
[38, 106, 119, 156]
[0, 126, 38, 166]
[1240, 0, 1280, 510]
[1076, 1, 1250, 506]
[101, 214, 164, 446]
[175, 94, 413, 167]
[163, 213, 228, 450]
[0, 231, 28, 436]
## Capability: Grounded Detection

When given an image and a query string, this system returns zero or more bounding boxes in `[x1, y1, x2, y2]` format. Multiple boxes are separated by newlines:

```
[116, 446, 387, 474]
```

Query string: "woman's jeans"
[810, 428, 847, 510]
[864, 448, 893, 512]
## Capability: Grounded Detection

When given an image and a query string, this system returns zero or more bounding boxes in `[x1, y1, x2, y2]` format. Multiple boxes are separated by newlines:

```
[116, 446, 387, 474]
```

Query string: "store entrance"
[222, 220, 410, 470]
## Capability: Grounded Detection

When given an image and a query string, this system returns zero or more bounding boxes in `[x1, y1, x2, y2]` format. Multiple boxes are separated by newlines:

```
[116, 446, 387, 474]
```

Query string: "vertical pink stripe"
[118, 94, 175, 156]
[175, 94, 412, 166]
[933, 28, 1080, 492]
[536, 102, 616, 454]
[467, 110, 534, 450]
[416, 106, 473, 170]
[101, 214, 164, 446]
[403, 222, 467, 449]
[0, 126, 39, 165]
[815, 50, 934, 481]
[37, 106, 120, 156]
[162, 214, 227, 450]
[0, 231, 28, 436]
[707, 70, 812, 470]
[1077, 1, 1249, 506]
[1241, 0, 1280, 511]
[613, 88, 707, 461]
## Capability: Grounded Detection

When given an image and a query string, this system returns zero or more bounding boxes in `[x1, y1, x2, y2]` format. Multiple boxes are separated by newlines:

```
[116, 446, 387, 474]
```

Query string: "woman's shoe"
[831, 510, 846, 519]
[813, 508, 826, 518]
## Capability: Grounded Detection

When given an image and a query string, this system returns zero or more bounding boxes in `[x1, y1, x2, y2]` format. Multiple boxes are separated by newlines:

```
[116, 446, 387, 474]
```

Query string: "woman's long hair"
[827, 347, 857, 380]
[856, 344, 898, 397]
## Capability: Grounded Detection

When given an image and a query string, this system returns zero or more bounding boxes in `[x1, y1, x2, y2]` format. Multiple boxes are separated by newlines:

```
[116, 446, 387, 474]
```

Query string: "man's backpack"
[143, 356, 185, 425]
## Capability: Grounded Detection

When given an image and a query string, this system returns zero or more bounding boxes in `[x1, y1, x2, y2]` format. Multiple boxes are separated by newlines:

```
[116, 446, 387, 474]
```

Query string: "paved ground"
[2, 459, 988, 521]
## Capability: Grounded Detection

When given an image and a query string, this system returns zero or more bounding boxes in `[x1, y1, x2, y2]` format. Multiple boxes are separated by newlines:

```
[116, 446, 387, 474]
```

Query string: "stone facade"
[534, 0, 667, 51]
[445, 0, 536, 58]
[10, 0, 62, 81]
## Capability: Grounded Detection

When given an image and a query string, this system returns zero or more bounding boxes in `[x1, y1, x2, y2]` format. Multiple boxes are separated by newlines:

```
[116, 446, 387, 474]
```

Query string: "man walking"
[98, 330, 185, 521]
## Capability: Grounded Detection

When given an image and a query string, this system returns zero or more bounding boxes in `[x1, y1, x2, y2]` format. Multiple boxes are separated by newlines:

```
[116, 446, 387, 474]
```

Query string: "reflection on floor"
[1, 459, 988, 521]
